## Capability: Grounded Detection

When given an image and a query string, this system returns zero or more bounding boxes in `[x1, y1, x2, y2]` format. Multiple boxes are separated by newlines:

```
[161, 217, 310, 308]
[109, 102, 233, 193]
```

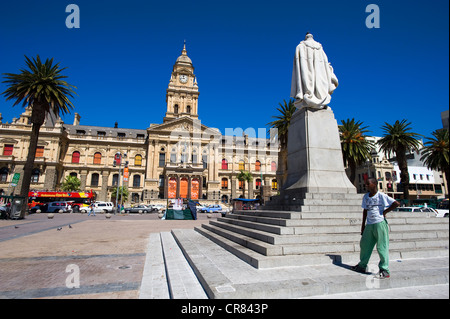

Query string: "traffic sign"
[10, 173, 20, 187]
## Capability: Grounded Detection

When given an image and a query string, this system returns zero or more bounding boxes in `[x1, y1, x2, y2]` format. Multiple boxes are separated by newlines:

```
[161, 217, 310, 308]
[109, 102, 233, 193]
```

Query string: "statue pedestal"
[282, 102, 356, 195]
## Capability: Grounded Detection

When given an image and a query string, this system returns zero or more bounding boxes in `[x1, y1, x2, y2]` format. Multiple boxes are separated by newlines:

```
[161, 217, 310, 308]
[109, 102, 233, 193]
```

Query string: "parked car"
[202, 204, 225, 213]
[393, 206, 447, 217]
[46, 201, 72, 213]
[434, 208, 449, 218]
[94, 201, 114, 213]
[394, 207, 423, 213]
[151, 204, 166, 212]
[0, 204, 10, 219]
[195, 203, 207, 212]
[80, 201, 114, 213]
[31, 204, 45, 213]
[124, 204, 151, 214]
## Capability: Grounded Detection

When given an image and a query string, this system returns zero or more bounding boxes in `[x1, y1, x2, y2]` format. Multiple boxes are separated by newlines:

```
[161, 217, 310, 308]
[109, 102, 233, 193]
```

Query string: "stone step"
[389, 223, 449, 232]
[233, 210, 448, 221]
[139, 232, 208, 299]
[230, 211, 448, 229]
[196, 225, 449, 269]
[216, 217, 296, 235]
[209, 216, 448, 245]
[200, 223, 283, 256]
[264, 192, 364, 206]
[234, 210, 302, 219]
[172, 228, 449, 299]
[287, 199, 363, 206]
[208, 220, 280, 244]
[159, 232, 208, 299]
[226, 213, 303, 227]
[202, 220, 449, 256]
[269, 205, 362, 213]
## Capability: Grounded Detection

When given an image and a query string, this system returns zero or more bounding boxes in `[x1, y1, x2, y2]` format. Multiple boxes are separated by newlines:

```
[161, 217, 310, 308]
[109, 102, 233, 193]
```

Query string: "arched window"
[222, 159, 228, 170]
[91, 173, 99, 186]
[255, 178, 262, 189]
[72, 151, 80, 163]
[202, 154, 208, 169]
[133, 174, 141, 187]
[135, 154, 142, 166]
[0, 167, 9, 182]
[31, 168, 40, 183]
[271, 179, 278, 190]
[3, 144, 13, 156]
[221, 178, 228, 189]
[132, 193, 140, 203]
[271, 161, 277, 172]
[170, 148, 177, 163]
[239, 160, 245, 171]
[94, 152, 102, 165]
[181, 146, 187, 163]
[112, 174, 119, 186]
[255, 160, 261, 171]
[174, 104, 179, 114]
[191, 149, 197, 163]
[159, 152, 166, 167]
[35, 146, 44, 157]
[187, 105, 191, 113]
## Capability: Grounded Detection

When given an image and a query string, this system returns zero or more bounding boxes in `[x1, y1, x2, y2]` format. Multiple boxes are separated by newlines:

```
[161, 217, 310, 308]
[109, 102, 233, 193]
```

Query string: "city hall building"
[0, 45, 280, 205]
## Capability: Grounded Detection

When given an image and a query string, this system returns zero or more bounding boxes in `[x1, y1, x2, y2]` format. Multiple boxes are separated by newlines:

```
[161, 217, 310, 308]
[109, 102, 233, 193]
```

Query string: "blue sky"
[0, 0, 448, 139]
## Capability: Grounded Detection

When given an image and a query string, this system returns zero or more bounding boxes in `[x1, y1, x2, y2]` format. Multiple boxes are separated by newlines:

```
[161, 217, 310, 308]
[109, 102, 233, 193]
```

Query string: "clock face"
[179, 75, 188, 83]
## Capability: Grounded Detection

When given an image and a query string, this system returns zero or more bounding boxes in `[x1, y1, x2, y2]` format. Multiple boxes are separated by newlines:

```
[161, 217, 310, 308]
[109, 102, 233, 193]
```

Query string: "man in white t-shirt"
[351, 178, 399, 278]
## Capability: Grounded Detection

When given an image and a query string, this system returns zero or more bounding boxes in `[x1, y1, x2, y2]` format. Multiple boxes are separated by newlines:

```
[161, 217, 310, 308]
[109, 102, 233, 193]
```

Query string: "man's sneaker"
[350, 264, 367, 274]
[375, 270, 390, 279]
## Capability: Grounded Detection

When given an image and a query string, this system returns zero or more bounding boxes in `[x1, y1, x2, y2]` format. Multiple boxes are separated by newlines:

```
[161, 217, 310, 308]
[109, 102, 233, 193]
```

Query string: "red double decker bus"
[28, 190, 95, 212]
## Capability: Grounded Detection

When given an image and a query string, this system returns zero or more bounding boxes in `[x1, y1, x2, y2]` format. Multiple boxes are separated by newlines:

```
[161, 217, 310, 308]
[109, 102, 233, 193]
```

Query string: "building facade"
[351, 136, 447, 201]
[0, 45, 279, 205]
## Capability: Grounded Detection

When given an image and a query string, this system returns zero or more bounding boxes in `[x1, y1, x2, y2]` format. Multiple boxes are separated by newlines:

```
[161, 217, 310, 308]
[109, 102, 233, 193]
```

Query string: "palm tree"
[339, 119, 374, 186]
[2, 55, 76, 218]
[110, 186, 129, 203]
[420, 129, 449, 195]
[61, 175, 81, 192]
[378, 119, 421, 201]
[266, 98, 296, 188]
[237, 170, 253, 198]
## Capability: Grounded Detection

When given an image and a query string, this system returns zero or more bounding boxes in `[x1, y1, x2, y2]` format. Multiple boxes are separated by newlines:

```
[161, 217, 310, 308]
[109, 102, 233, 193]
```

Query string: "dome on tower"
[175, 43, 192, 65]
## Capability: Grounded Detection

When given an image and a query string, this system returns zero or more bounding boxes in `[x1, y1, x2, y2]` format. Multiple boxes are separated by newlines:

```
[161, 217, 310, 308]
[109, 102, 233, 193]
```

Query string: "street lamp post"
[113, 152, 127, 214]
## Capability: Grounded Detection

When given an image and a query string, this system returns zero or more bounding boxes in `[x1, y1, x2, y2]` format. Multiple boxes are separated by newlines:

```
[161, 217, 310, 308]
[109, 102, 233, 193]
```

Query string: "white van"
[94, 201, 114, 213]
[81, 201, 114, 213]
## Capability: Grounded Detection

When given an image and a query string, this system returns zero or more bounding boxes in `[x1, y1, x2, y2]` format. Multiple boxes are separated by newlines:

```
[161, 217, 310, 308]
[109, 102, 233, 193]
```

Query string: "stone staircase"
[194, 193, 449, 269]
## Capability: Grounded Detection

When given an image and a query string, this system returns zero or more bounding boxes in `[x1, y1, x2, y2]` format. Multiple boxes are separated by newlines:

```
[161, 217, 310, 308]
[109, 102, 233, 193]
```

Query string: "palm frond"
[2, 54, 77, 119]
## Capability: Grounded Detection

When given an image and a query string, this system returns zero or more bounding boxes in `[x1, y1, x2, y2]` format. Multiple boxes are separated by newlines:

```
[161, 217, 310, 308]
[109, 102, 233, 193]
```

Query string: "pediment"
[0, 138, 19, 144]
[147, 117, 220, 137]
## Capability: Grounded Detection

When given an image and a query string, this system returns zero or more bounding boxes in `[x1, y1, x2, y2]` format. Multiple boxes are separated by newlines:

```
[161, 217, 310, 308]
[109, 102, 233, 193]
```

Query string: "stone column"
[80, 169, 87, 190]
[99, 171, 109, 201]
[231, 175, 237, 199]
[248, 178, 254, 199]
[43, 166, 58, 190]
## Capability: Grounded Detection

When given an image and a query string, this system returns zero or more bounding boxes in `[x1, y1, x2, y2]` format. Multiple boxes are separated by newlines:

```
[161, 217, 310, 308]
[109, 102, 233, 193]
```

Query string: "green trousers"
[358, 219, 390, 273]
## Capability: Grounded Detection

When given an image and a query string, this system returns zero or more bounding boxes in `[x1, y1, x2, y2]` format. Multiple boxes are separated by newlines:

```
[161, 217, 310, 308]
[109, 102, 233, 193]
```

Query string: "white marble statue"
[290, 33, 338, 109]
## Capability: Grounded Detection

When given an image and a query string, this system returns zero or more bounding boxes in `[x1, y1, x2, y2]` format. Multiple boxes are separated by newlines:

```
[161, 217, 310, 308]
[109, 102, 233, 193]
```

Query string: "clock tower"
[164, 43, 199, 122]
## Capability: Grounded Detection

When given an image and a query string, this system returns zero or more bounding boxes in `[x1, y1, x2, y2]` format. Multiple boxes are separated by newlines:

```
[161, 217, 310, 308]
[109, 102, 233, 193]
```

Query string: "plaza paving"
[0, 212, 448, 299]
[0, 212, 215, 299]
